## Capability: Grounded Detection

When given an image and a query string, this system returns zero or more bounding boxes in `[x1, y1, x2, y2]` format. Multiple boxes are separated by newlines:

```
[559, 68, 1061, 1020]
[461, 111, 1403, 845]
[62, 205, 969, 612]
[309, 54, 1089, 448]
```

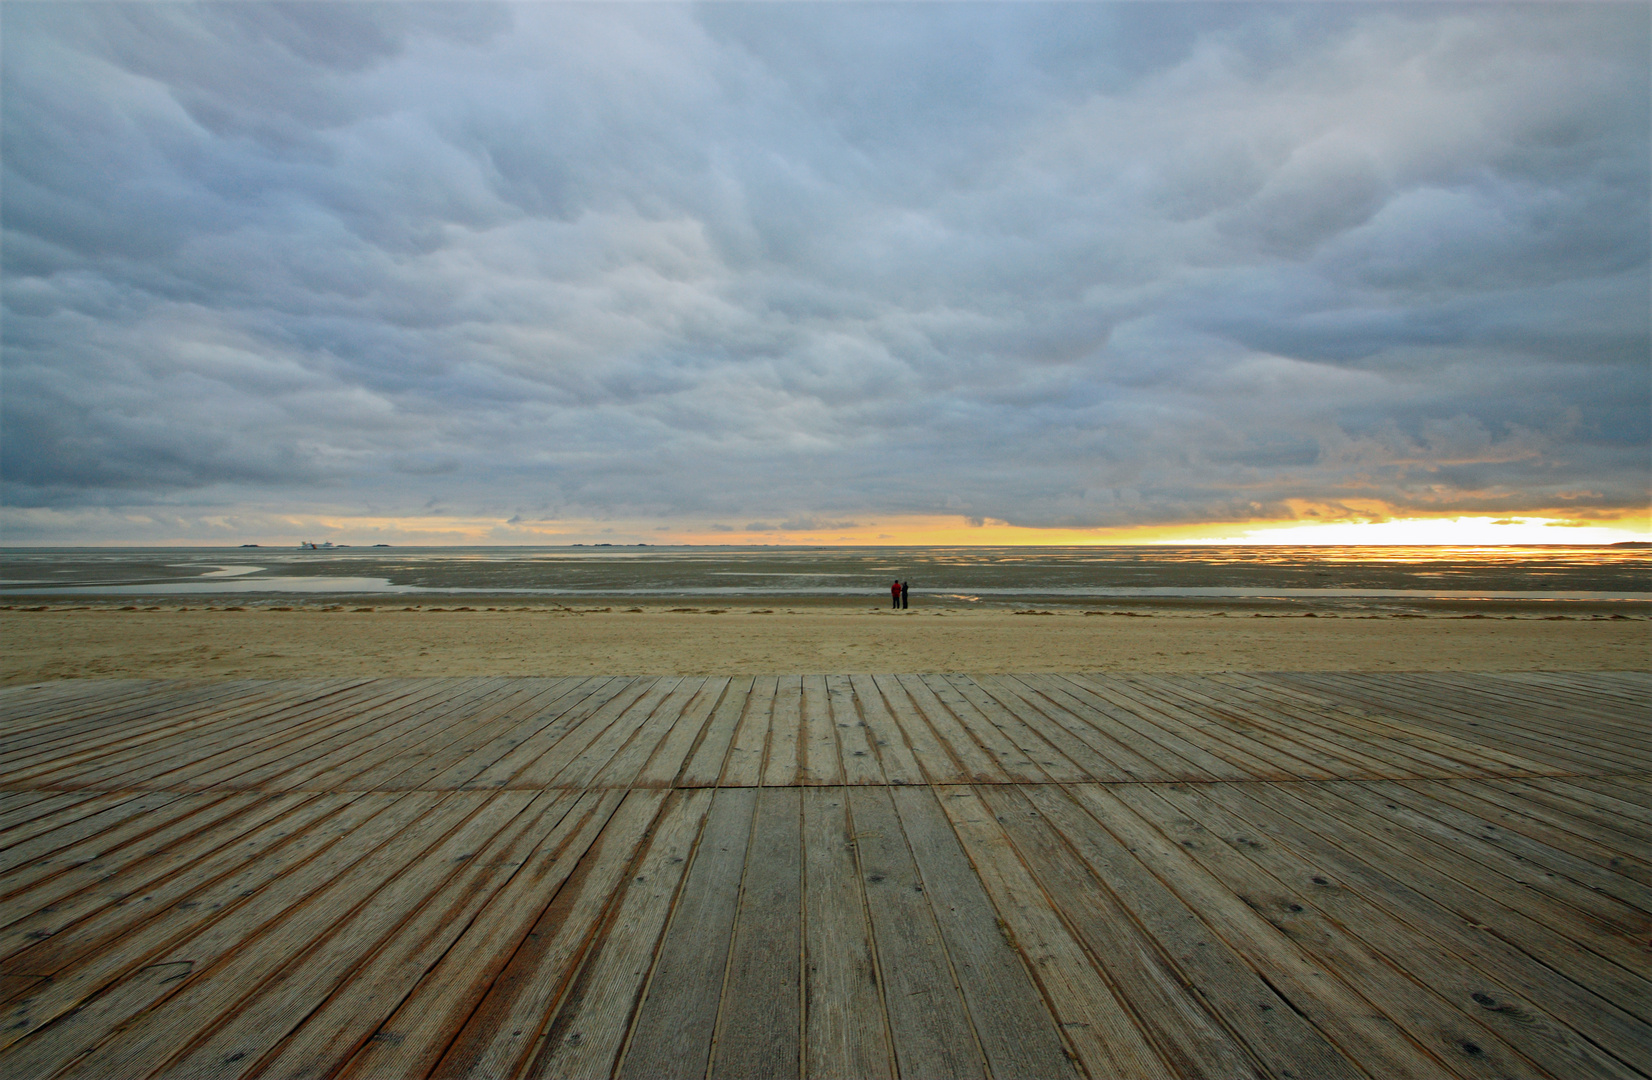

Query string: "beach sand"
[3, 604, 1645, 683]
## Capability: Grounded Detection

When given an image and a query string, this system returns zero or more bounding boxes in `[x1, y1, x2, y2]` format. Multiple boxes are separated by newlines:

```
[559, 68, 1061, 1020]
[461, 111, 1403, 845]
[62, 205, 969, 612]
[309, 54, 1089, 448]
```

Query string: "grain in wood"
[847, 785, 986, 1080]
[619, 787, 755, 1080]
[870, 673, 969, 784]
[634, 677, 729, 788]
[847, 674, 922, 786]
[761, 675, 802, 787]
[828, 675, 885, 785]
[525, 789, 712, 1080]
[710, 786, 803, 1080]
[799, 786, 892, 1080]
[428, 790, 668, 1080]
[674, 676, 751, 787]
[719, 675, 777, 788]
[799, 674, 843, 785]
[938, 786, 1171, 1080]
[334, 789, 625, 1080]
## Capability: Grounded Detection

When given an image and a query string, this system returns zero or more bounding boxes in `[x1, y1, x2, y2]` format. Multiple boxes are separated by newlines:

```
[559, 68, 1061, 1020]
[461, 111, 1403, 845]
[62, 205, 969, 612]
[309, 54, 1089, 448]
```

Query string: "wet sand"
[3, 603, 1645, 683]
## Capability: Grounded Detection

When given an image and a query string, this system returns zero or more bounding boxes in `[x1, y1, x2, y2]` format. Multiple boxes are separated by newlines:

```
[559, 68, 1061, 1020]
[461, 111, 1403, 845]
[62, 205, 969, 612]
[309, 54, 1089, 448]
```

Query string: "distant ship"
[298, 541, 334, 550]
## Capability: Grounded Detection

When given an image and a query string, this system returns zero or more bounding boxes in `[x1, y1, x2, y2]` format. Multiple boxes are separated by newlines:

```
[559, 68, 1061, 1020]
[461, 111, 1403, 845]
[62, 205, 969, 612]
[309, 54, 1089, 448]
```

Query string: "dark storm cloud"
[3, 2, 1646, 539]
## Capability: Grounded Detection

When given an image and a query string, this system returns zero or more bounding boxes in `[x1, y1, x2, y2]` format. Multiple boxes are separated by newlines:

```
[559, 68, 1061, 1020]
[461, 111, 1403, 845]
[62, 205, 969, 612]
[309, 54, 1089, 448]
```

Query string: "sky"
[3, 2, 1648, 546]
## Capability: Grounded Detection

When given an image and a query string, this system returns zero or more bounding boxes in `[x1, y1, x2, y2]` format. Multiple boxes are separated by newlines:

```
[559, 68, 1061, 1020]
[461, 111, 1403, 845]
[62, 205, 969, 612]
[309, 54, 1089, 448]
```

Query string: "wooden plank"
[426, 677, 615, 789]
[1402, 673, 1650, 747]
[1201, 673, 1456, 779]
[847, 785, 986, 1080]
[799, 786, 893, 1080]
[466, 677, 643, 789]
[0, 794, 237, 908]
[333, 789, 626, 1080]
[941, 676, 1089, 783]
[1401, 780, 1652, 893]
[1156, 780, 1646, 1080]
[1275, 780, 1652, 1024]
[1116, 782, 1548, 1080]
[1129, 674, 1377, 779]
[524, 789, 713, 1080]
[719, 675, 777, 788]
[118, 680, 425, 791]
[761, 675, 802, 788]
[427, 790, 668, 1080]
[1066, 783, 1446, 1079]
[672, 676, 749, 788]
[618, 787, 756, 1080]
[293, 679, 524, 789]
[848, 674, 922, 786]
[582, 677, 705, 789]
[1027, 783, 1367, 1079]
[799, 674, 844, 785]
[0, 793, 106, 841]
[0, 793, 299, 959]
[1492, 777, 1652, 858]
[1107, 675, 1321, 779]
[633, 677, 729, 788]
[1356, 780, 1652, 940]
[1277, 673, 1577, 777]
[0, 792, 181, 876]
[1060, 676, 1258, 780]
[1223, 673, 1522, 779]
[0, 795, 59, 832]
[0, 683, 191, 753]
[371, 679, 587, 790]
[939, 786, 1177, 1080]
[0, 682, 263, 777]
[976, 785, 1266, 1080]
[0, 794, 361, 986]
[1371, 672, 1652, 769]
[922, 676, 1052, 784]
[18, 792, 457, 1077]
[894, 673, 1005, 783]
[529, 679, 683, 789]
[991, 674, 1171, 781]
[1504, 671, 1651, 706]
[153, 791, 543, 1079]
[230, 679, 512, 792]
[0, 681, 158, 732]
[893, 786, 1082, 1080]
[1204, 781, 1652, 1074]
[1533, 775, 1652, 828]
[155, 679, 462, 791]
[1018, 675, 1196, 780]
[828, 674, 885, 785]
[871, 673, 970, 785]
[710, 786, 803, 1080]
[15, 681, 374, 790]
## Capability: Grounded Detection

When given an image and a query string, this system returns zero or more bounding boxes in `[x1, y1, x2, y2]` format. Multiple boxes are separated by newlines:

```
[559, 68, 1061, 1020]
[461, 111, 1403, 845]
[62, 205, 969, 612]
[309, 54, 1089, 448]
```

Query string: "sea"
[1, 545, 1647, 612]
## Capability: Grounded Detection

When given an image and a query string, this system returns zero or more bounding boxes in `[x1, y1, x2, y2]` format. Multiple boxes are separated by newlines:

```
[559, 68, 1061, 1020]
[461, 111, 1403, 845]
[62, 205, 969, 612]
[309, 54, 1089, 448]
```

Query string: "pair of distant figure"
[890, 579, 909, 609]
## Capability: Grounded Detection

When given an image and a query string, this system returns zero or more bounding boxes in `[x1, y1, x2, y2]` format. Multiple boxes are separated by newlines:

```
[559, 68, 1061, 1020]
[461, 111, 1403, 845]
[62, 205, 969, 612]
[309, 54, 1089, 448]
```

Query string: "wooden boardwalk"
[0, 672, 1646, 1079]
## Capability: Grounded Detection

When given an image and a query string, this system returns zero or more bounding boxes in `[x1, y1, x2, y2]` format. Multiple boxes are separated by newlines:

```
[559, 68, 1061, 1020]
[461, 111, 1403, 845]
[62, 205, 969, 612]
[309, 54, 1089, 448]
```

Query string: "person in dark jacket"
[901, 581, 909, 609]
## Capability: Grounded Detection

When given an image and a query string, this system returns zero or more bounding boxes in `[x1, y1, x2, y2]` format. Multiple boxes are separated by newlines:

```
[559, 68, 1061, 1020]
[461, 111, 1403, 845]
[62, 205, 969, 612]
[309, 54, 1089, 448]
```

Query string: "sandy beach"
[3, 604, 1644, 683]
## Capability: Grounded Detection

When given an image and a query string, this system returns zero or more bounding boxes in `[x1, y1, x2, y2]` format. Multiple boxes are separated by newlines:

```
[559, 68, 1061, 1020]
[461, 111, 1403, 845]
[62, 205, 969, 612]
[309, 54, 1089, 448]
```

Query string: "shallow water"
[2, 545, 1646, 604]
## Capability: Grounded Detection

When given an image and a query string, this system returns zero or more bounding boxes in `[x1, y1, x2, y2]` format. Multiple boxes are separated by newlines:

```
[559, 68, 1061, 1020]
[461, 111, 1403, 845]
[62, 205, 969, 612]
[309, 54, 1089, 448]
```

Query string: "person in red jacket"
[891, 579, 902, 609]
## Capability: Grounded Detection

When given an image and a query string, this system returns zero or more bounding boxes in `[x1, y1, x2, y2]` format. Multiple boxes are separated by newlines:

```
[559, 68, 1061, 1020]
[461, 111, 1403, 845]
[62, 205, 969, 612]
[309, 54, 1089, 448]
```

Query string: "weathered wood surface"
[0, 672, 1645, 1079]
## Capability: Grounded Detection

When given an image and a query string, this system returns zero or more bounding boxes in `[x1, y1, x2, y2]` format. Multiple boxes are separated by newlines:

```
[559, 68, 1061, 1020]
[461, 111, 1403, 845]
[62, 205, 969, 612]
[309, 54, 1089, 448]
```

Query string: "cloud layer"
[4, 2, 1647, 541]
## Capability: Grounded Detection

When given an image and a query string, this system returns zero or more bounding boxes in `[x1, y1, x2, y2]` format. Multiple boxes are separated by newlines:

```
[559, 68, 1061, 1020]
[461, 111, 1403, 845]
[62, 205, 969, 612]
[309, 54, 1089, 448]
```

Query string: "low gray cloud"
[3, 2, 1646, 540]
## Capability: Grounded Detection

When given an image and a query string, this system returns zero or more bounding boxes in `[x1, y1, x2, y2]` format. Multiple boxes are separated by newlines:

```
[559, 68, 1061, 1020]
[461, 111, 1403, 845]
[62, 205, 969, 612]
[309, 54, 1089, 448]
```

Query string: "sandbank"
[2, 602, 1645, 683]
